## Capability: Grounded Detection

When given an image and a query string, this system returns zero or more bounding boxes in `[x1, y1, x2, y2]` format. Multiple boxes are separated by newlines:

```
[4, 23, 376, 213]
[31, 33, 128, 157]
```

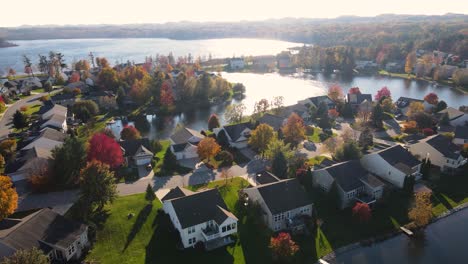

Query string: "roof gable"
[454, 126, 468, 139]
[170, 127, 204, 145]
[119, 138, 152, 157]
[375, 145, 421, 170]
[223, 122, 253, 142]
[425, 134, 461, 159]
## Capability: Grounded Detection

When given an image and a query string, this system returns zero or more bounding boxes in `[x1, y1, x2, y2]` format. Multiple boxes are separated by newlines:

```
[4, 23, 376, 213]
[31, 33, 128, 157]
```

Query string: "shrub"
[422, 128, 435, 136]
[217, 151, 234, 167]
[20, 106, 28, 112]
[39, 95, 50, 102]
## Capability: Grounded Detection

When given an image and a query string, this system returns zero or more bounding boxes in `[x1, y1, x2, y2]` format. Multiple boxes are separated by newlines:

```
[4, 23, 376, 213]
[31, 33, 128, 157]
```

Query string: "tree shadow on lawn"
[145, 212, 234, 264]
[123, 203, 153, 251]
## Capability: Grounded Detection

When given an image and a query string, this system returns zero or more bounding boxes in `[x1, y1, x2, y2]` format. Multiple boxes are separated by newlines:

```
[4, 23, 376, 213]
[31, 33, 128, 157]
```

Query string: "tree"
[43, 81, 53, 93]
[145, 184, 156, 203]
[405, 52, 416, 75]
[334, 141, 362, 161]
[264, 138, 293, 161]
[421, 158, 432, 180]
[323, 136, 340, 153]
[12, 110, 28, 129]
[224, 103, 246, 124]
[328, 109, 339, 119]
[249, 124, 276, 155]
[371, 103, 384, 129]
[380, 98, 395, 113]
[160, 81, 174, 109]
[197, 137, 221, 162]
[348, 87, 361, 94]
[272, 151, 288, 179]
[162, 147, 178, 171]
[424, 93, 438, 105]
[0, 176, 18, 221]
[407, 102, 424, 119]
[271, 96, 284, 114]
[98, 67, 120, 91]
[352, 202, 371, 223]
[80, 160, 117, 213]
[413, 112, 433, 129]
[402, 121, 419, 134]
[87, 133, 124, 169]
[0, 154, 5, 171]
[408, 191, 432, 227]
[269, 232, 300, 261]
[0, 248, 49, 264]
[51, 137, 87, 186]
[282, 113, 306, 147]
[232, 83, 246, 94]
[72, 100, 99, 122]
[0, 139, 16, 161]
[374, 86, 391, 101]
[216, 129, 230, 148]
[120, 125, 141, 140]
[208, 114, 221, 131]
[116, 87, 126, 109]
[403, 175, 415, 194]
[435, 100, 447, 112]
[218, 151, 234, 167]
[358, 127, 373, 149]
[69, 72, 80, 83]
[328, 84, 344, 102]
[253, 99, 270, 115]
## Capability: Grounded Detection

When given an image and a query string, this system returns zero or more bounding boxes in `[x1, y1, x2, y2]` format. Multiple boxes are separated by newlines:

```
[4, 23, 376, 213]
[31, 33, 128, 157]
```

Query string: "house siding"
[360, 154, 407, 188]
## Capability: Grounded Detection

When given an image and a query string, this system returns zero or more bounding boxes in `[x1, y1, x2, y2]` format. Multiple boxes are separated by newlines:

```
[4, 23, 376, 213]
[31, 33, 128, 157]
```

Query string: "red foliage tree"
[422, 128, 435, 136]
[69, 72, 80, 83]
[348, 87, 361, 95]
[328, 109, 339, 118]
[160, 81, 174, 107]
[352, 202, 371, 223]
[328, 84, 344, 102]
[269, 232, 300, 261]
[120, 125, 141, 140]
[374, 86, 391, 101]
[424, 93, 439, 105]
[87, 133, 124, 169]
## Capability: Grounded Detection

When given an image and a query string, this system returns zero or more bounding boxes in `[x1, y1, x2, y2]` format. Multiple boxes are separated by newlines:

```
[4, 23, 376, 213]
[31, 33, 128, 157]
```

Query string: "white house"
[453, 126, 468, 145]
[229, 58, 245, 70]
[312, 160, 385, 209]
[214, 122, 253, 149]
[39, 103, 68, 132]
[119, 138, 154, 166]
[408, 134, 467, 172]
[41, 104, 67, 120]
[40, 114, 67, 132]
[0, 208, 89, 262]
[161, 187, 238, 250]
[298, 95, 336, 110]
[437, 107, 468, 127]
[169, 127, 205, 160]
[361, 145, 422, 188]
[243, 178, 313, 232]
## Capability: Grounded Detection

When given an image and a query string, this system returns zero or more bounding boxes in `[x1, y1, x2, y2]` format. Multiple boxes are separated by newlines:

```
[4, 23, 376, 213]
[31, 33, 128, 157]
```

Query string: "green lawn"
[23, 104, 42, 116]
[153, 140, 191, 176]
[307, 127, 323, 143]
[306, 156, 329, 166]
[77, 114, 112, 140]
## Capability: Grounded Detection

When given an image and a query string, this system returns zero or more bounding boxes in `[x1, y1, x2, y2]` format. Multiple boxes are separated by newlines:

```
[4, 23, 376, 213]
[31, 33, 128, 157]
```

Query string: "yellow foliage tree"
[408, 191, 432, 227]
[197, 137, 221, 162]
[0, 175, 18, 221]
[249, 124, 276, 155]
[407, 102, 425, 119]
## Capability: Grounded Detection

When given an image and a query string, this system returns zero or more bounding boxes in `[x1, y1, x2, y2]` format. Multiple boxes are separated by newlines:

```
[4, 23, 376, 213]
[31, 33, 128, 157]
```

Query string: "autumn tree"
[352, 202, 372, 223]
[249, 124, 277, 155]
[75, 59, 91, 72]
[380, 98, 395, 113]
[120, 125, 141, 140]
[0, 139, 17, 161]
[348, 87, 361, 95]
[253, 99, 270, 116]
[98, 67, 120, 91]
[402, 121, 418, 134]
[424, 93, 438, 105]
[0, 248, 49, 264]
[408, 191, 432, 227]
[358, 127, 373, 149]
[87, 133, 124, 169]
[69, 72, 80, 83]
[160, 81, 174, 109]
[269, 232, 300, 262]
[0, 175, 18, 221]
[282, 113, 306, 147]
[129, 77, 151, 104]
[145, 184, 156, 203]
[328, 85, 344, 102]
[224, 103, 246, 124]
[79, 160, 117, 213]
[51, 136, 87, 187]
[405, 52, 416, 75]
[72, 100, 99, 122]
[271, 96, 284, 114]
[208, 114, 220, 131]
[96, 57, 110, 69]
[374, 86, 391, 101]
[197, 137, 221, 162]
[407, 102, 425, 119]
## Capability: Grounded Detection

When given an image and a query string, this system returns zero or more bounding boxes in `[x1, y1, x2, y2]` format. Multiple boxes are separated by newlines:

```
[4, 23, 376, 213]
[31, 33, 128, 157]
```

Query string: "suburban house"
[257, 113, 285, 131]
[39, 103, 68, 132]
[298, 95, 336, 110]
[243, 178, 312, 232]
[22, 128, 67, 151]
[437, 107, 468, 127]
[161, 187, 238, 250]
[395, 97, 425, 117]
[119, 138, 153, 167]
[453, 126, 468, 145]
[312, 160, 385, 209]
[408, 134, 467, 172]
[0, 208, 89, 262]
[277, 52, 293, 70]
[51, 93, 76, 107]
[347, 93, 372, 110]
[215, 122, 253, 149]
[279, 103, 310, 120]
[229, 58, 245, 70]
[65, 81, 89, 93]
[170, 127, 205, 160]
[361, 145, 422, 188]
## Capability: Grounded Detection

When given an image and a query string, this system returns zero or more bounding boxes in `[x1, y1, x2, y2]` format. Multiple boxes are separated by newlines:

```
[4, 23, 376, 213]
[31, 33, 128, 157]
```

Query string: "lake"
[0, 38, 300, 73]
[331, 208, 468, 264]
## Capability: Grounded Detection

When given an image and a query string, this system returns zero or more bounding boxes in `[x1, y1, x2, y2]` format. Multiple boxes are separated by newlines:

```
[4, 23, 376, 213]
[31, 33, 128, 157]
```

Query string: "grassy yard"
[307, 126, 323, 143]
[77, 114, 112, 140]
[153, 140, 191, 176]
[22, 104, 42, 116]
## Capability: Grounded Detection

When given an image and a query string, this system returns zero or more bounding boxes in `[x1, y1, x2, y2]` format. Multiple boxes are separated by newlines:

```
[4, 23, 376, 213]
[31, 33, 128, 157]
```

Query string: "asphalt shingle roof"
[438, 107, 464, 120]
[454, 126, 468, 139]
[119, 138, 152, 157]
[425, 134, 460, 160]
[223, 122, 252, 142]
[322, 160, 368, 192]
[376, 145, 421, 170]
[170, 128, 204, 145]
[161, 186, 193, 201]
[257, 114, 285, 130]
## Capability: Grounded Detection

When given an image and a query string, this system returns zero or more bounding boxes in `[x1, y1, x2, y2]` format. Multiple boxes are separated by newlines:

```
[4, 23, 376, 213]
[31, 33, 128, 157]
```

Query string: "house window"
[222, 226, 227, 232]
[188, 226, 195, 234]
[188, 237, 197, 245]
[232, 223, 236, 229]
[447, 159, 450, 163]
[227, 225, 232, 231]
[388, 171, 391, 175]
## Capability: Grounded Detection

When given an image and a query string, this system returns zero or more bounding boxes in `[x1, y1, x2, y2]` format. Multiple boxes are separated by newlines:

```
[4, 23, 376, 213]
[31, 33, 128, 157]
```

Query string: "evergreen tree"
[216, 129, 230, 148]
[208, 114, 221, 131]
[272, 151, 288, 179]
[421, 158, 432, 180]
[162, 147, 178, 171]
[51, 137, 87, 187]
[371, 103, 384, 129]
[403, 175, 415, 194]
[116, 87, 126, 110]
[358, 127, 373, 149]
[145, 184, 156, 203]
[12, 110, 28, 129]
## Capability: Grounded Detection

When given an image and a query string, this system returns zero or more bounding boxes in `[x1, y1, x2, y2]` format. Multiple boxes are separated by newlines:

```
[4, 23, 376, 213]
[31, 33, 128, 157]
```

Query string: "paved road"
[117, 160, 267, 196]
[0, 91, 53, 139]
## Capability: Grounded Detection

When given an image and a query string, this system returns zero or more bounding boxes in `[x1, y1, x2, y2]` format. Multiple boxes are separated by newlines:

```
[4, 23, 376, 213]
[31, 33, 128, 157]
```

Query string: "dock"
[400, 226, 414, 236]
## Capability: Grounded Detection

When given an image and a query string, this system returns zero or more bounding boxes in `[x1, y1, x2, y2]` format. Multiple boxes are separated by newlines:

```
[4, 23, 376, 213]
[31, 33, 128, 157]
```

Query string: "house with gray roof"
[169, 127, 205, 160]
[312, 160, 384, 209]
[408, 134, 467, 172]
[119, 138, 153, 167]
[243, 178, 313, 232]
[214, 122, 253, 149]
[278, 103, 309, 120]
[0, 208, 88, 262]
[395, 97, 425, 117]
[347, 93, 372, 110]
[361, 145, 422, 188]
[298, 95, 336, 110]
[437, 107, 468, 127]
[257, 113, 285, 131]
[453, 126, 468, 145]
[161, 188, 238, 250]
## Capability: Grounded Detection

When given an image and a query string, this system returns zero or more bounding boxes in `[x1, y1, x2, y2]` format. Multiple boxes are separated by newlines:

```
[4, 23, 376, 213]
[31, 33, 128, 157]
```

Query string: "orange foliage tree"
[269, 232, 300, 261]
[282, 113, 306, 147]
[197, 137, 221, 162]
[352, 202, 372, 223]
[120, 125, 141, 140]
[0, 175, 18, 221]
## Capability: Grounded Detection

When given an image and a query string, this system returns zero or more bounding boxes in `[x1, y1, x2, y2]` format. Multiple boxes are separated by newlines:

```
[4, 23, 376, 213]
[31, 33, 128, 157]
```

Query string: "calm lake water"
[0, 38, 300, 73]
[331, 208, 468, 264]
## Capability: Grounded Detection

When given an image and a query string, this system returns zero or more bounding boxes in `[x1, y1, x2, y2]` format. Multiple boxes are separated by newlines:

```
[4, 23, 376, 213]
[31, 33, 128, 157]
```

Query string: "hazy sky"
[2, 0, 468, 27]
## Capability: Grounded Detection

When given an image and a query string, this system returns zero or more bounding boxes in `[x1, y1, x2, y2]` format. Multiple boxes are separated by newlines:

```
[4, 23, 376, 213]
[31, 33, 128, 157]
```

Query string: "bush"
[422, 128, 434, 136]
[20, 106, 28, 112]
[152, 140, 163, 153]
[217, 151, 234, 167]
[39, 95, 50, 102]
